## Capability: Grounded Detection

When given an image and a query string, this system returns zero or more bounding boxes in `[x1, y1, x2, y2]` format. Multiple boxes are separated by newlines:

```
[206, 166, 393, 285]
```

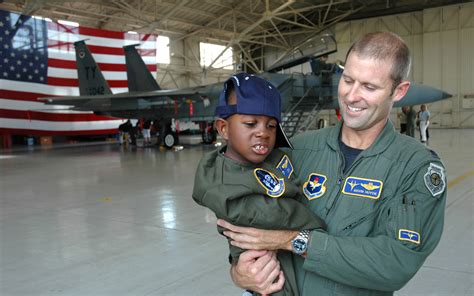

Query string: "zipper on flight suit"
[324, 150, 365, 218]
[342, 210, 378, 231]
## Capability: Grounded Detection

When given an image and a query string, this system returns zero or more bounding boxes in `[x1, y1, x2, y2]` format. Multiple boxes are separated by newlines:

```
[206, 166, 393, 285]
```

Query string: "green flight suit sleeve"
[302, 160, 447, 291]
[198, 184, 325, 262]
[200, 184, 325, 232]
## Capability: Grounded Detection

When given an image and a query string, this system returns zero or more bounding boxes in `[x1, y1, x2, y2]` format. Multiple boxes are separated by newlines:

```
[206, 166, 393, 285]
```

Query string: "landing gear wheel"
[317, 119, 327, 129]
[164, 132, 179, 148]
[202, 128, 216, 144]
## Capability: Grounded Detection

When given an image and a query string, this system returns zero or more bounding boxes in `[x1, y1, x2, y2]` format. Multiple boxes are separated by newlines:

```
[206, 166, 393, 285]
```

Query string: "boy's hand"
[217, 219, 298, 251]
[231, 249, 285, 295]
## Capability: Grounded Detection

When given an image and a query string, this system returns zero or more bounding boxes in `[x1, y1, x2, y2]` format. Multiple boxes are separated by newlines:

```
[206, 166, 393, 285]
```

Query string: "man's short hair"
[346, 32, 411, 93]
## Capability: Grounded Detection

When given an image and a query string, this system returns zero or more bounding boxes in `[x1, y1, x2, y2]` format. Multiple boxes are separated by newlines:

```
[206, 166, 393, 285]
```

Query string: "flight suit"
[193, 147, 325, 296]
[285, 120, 447, 295]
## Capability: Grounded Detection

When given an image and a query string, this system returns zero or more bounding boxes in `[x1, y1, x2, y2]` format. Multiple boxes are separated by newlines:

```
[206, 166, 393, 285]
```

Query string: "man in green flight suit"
[218, 31, 447, 295]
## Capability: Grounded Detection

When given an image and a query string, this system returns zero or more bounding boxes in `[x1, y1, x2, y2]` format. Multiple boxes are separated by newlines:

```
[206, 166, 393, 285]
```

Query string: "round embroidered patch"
[254, 168, 285, 198]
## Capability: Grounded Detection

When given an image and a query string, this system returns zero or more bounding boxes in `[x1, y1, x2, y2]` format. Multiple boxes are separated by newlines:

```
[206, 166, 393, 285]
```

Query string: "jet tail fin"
[74, 41, 112, 96]
[124, 44, 161, 91]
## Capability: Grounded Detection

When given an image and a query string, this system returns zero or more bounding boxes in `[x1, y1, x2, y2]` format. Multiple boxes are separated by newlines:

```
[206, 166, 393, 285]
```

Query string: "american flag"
[0, 9, 157, 136]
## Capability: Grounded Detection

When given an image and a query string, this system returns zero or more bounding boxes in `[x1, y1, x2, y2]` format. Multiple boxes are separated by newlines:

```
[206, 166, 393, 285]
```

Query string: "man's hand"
[231, 249, 285, 295]
[217, 219, 298, 251]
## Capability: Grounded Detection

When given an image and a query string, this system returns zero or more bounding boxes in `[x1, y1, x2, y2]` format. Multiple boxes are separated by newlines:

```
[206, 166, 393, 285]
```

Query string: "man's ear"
[214, 118, 229, 140]
[392, 80, 410, 103]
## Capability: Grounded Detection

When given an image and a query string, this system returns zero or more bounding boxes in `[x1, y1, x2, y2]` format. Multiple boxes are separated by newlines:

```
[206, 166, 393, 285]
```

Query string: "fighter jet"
[40, 37, 451, 148]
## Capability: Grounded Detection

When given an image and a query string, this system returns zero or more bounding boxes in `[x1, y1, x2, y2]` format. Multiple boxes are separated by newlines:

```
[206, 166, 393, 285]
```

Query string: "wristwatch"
[291, 229, 310, 256]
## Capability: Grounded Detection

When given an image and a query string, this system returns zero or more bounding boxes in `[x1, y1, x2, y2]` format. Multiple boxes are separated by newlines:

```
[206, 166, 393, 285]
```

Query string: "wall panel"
[331, 2, 474, 128]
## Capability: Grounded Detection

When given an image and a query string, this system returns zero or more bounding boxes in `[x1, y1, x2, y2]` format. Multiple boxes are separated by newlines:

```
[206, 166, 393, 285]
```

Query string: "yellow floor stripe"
[448, 169, 474, 189]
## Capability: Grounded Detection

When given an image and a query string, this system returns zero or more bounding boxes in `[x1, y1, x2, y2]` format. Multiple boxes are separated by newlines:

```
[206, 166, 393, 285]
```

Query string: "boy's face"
[216, 88, 277, 164]
[223, 113, 277, 164]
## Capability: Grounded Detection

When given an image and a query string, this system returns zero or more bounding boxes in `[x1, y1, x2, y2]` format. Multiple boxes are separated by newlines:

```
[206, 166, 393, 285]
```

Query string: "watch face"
[292, 238, 307, 253]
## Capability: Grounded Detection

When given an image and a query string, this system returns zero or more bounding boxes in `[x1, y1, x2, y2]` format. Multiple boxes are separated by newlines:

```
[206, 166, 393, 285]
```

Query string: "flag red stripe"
[47, 22, 156, 41]
[48, 58, 157, 72]
[48, 58, 77, 69]
[47, 22, 124, 39]
[0, 109, 118, 122]
[0, 127, 118, 136]
[0, 90, 59, 102]
[47, 77, 128, 88]
[78, 27, 124, 39]
[46, 41, 157, 56]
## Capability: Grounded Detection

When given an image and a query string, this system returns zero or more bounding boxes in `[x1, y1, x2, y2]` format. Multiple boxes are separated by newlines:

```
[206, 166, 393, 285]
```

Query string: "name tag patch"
[276, 154, 293, 179]
[303, 173, 327, 200]
[398, 229, 421, 244]
[342, 177, 383, 200]
[254, 168, 285, 198]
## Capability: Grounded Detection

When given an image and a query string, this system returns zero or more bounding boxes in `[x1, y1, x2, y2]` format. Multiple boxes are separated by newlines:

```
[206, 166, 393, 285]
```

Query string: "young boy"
[192, 73, 325, 296]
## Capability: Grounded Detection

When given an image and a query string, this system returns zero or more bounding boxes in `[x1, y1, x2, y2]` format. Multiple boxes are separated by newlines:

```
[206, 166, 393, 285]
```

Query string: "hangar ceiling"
[0, 0, 470, 72]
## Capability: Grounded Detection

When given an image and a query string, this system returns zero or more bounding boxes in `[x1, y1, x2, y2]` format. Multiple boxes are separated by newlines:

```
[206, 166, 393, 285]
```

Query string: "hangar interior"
[1, 0, 473, 129]
[1, 0, 473, 295]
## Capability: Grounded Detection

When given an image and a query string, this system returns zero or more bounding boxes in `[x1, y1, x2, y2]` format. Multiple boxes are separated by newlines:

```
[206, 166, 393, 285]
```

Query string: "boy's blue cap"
[215, 73, 293, 148]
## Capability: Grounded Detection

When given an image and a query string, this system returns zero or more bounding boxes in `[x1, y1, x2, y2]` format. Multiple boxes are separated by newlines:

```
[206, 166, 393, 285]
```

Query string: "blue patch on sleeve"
[276, 154, 293, 179]
[398, 229, 421, 244]
[303, 173, 327, 200]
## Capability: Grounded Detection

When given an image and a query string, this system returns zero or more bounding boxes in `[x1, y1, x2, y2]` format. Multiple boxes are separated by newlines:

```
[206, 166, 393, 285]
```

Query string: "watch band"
[299, 229, 310, 240]
[291, 229, 310, 256]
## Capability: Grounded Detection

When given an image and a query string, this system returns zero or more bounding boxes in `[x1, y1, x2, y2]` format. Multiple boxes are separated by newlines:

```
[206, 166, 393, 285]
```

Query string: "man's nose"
[344, 83, 361, 102]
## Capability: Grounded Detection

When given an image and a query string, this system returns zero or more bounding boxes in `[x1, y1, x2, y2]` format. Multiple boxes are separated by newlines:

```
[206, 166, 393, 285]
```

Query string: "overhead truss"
[0, 0, 470, 73]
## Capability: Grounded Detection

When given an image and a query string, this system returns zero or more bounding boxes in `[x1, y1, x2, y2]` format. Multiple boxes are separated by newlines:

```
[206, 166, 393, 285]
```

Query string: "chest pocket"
[336, 177, 391, 236]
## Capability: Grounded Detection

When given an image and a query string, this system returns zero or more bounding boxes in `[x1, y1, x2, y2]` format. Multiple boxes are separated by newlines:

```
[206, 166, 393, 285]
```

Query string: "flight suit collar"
[327, 120, 397, 157]
[216, 145, 286, 169]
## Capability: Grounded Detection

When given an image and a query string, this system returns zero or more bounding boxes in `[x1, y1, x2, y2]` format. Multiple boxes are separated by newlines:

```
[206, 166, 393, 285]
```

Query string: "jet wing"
[40, 87, 208, 108]
[394, 84, 452, 107]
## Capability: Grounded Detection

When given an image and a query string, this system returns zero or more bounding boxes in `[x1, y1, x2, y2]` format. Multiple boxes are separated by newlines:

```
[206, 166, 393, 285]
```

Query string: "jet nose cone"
[442, 91, 452, 100]
[394, 83, 451, 107]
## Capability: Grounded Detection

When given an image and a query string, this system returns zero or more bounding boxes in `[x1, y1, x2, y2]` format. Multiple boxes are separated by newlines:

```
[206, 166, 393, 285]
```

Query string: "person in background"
[398, 106, 407, 134]
[405, 105, 417, 138]
[118, 120, 132, 146]
[218, 31, 447, 296]
[118, 121, 127, 145]
[151, 120, 160, 144]
[129, 121, 140, 146]
[142, 119, 152, 145]
[418, 104, 430, 144]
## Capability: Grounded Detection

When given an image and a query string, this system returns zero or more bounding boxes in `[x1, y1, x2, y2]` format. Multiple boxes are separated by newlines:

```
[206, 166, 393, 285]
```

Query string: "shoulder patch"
[254, 168, 285, 198]
[303, 173, 327, 200]
[342, 177, 383, 200]
[276, 154, 293, 179]
[424, 163, 446, 197]
[398, 229, 421, 244]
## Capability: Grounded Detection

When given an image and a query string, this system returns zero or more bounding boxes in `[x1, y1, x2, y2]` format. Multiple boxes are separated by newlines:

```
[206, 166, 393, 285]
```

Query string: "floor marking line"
[448, 169, 474, 189]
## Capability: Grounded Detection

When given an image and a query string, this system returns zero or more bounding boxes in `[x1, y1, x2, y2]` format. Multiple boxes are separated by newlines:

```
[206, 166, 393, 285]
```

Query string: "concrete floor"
[1, 129, 473, 296]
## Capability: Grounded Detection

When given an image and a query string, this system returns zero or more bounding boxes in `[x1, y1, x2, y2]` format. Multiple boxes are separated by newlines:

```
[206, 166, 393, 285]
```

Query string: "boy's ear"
[214, 118, 229, 140]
